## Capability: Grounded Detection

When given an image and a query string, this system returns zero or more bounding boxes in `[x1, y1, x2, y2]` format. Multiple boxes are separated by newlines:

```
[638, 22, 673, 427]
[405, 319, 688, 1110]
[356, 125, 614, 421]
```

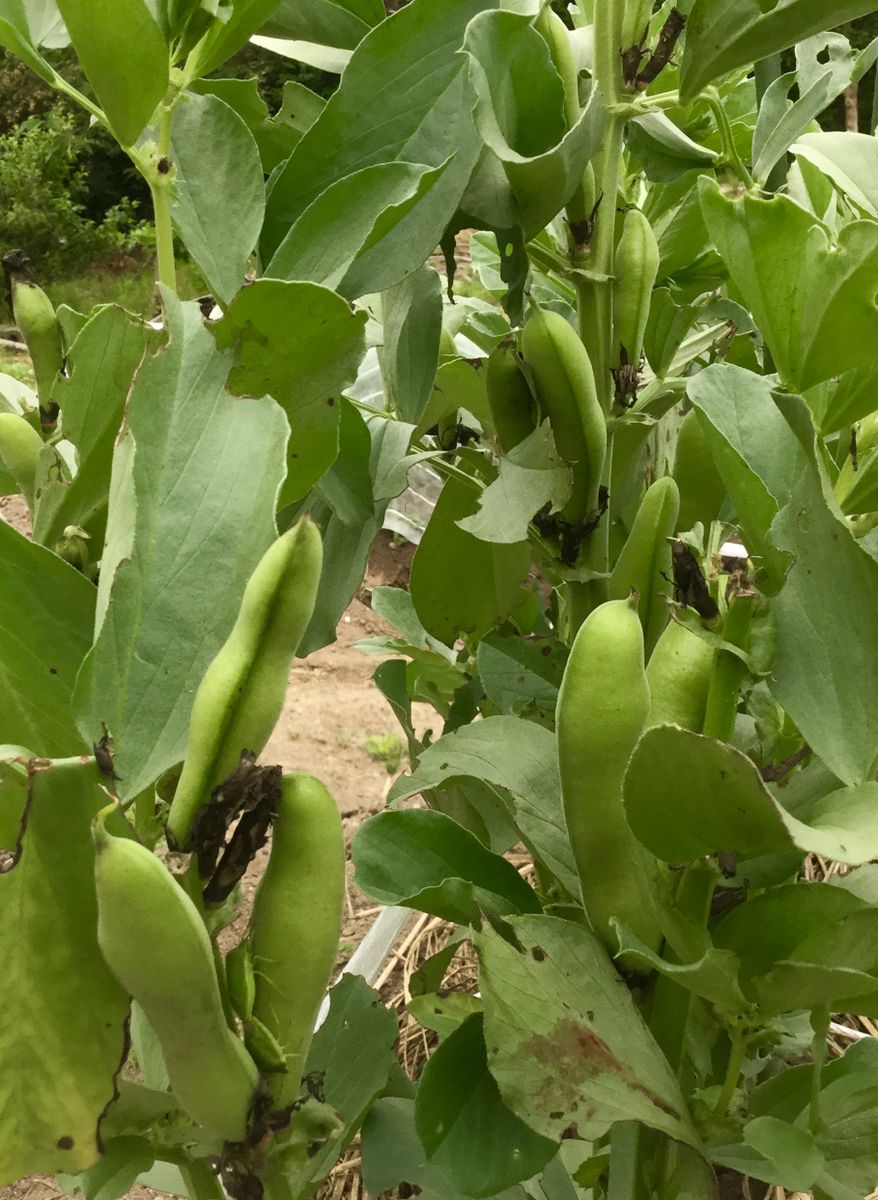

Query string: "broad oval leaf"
[679, 0, 878, 102]
[624, 725, 878, 865]
[352, 808, 541, 924]
[55, 0, 168, 146]
[477, 915, 700, 1147]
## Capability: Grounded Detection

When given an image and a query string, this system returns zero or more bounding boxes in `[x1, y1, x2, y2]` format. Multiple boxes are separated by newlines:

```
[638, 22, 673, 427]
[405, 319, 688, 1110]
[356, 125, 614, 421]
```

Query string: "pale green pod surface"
[250, 773, 345, 1106]
[673, 408, 726, 533]
[646, 618, 716, 732]
[620, 0, 654, 49]
[521, 307, 606, 524]
[607, 476, 679, 655]
[836, 411, 878, 515]
[534, 6, 580, 129]
[93, 818, 258, 1142]
[0, 411, 43, 509]
[167, 517, 323, 850]
[556, 597, 665, 953]
[613, 208, 660, 367]
[11, 276, 63, 413]
[485, 340, 537, 453]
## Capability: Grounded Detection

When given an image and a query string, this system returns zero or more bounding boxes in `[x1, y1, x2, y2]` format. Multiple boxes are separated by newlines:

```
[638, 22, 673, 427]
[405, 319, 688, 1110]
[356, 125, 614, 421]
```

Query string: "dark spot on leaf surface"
[541, 645, 551, 656]
[49, 666, 57, 675]
[326, 396, 335, 406]
[550, 1110, 563, 1120]
[56, 1136, 74, 1150]
[562, 1124, 579, 1140]
[531, 946, 546, 962]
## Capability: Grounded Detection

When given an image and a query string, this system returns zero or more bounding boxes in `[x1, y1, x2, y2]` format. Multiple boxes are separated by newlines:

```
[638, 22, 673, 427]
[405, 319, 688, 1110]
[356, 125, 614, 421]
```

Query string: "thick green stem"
[810, 1005, 830, 1136]
[607, 1122, 645, 1200]
[577, 116, 625, 415]
[714, 1027, 746, 1115]
[704, 89, 754, 189]
[150, 101, 178, 294]
[702, 592, 754, 743]
[179, 1158, 226, 1200]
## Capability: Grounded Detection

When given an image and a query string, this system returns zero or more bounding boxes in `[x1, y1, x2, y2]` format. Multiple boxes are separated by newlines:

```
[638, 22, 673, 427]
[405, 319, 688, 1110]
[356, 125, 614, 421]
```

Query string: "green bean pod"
[0, 411, 43, 510]
[613, 209, 660, 368]
[250, 773, 345, 1105]
[521, 307, 606, 525]
[556, 596, 665, 954]
[167, 518, 323, 850]
[93, 813, 258, 1142]
[5, 259, 63, 419]
[836, 411, 878, 515]
[485, 340, 538, 453]
[620, 0, 654, 48]
[607, 476, 679, 655]
[534, 6, 580, 129]
[646, 617, 716, 732]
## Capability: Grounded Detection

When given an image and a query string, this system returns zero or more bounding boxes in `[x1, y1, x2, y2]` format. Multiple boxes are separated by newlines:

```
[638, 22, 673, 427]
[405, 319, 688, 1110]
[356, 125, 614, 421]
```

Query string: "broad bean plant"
[3, 1, 878, 1198]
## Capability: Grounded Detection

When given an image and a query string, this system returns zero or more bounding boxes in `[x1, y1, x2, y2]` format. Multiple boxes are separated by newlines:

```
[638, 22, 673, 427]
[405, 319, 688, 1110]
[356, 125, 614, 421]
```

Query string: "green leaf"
[297, 403, 397, 655]
[362, 1096, 531, 1200]
[32, 305, 153, 551]
[461, 9, 606, 236]
[793, 130, 878, 217]
[768, 448, 878, 787]
[56, 1135, 155, 1200]
[612, 926, 748, 1016]
[267, 162, 449, 299]
[458, 423, 571, 544]
[170, 92, 265, 305]
[55, 0, 168, 146]
[190, 0, 294, 76]
[378, 266, 443, 426]
[476, 632, 566, 718]
[752, 39, 855, 186]
[73, 296, 288, 801]
[410, 470, 530, 644]
[415, 1014, 556, 1197]
[698, 177, 878, 392]
[294, 975, 399, 1191]
[214, 279, 367, 505]
[686, 364, 799, 590]
[352, 808, 541, 924]
[0, 520, 94, 756]
[259, 0, 382, 49]
[192, 77, 322, 173]
[752, 1040, 878, 1200]
[679, 0, 878, 102]
[711, 1118, 823, 1193]
[0, 755, 129, 1185]
[389, 715, 577, 896]
[477, 915, 700, 1147]
[625, 725, 878, 865]
[261, 0, 487, 262]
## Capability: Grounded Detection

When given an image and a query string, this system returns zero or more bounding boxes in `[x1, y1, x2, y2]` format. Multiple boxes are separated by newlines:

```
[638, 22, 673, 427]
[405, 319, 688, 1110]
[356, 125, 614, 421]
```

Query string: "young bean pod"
[556, 596, 666, 954]
[250, 773, 345, 1105]
[613, 209, 660, 368]
[3, 250, 63, 423]
[646, 617, 716, 732]
[521, 307, 606, 525]
[607, 476, 679, 655]
[167, 517, 323, 850]
[93, 812, 258, 1142]
[0, 411, 43, 510]
[485, 340, 538, 453]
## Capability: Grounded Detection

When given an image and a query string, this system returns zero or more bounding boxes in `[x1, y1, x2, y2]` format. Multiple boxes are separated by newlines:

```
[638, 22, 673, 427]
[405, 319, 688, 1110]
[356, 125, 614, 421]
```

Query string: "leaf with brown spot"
[476, 915, 700, 1147]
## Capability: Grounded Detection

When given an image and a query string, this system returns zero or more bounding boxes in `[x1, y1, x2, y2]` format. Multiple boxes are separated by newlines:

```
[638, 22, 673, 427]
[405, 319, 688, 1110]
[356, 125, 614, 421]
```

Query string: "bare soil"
[0, 497, 435, 1200]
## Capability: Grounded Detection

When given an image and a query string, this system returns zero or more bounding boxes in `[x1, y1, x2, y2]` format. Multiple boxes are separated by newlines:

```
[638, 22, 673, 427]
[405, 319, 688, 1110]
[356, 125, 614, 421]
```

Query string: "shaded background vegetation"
[0, 6, 876, 308]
